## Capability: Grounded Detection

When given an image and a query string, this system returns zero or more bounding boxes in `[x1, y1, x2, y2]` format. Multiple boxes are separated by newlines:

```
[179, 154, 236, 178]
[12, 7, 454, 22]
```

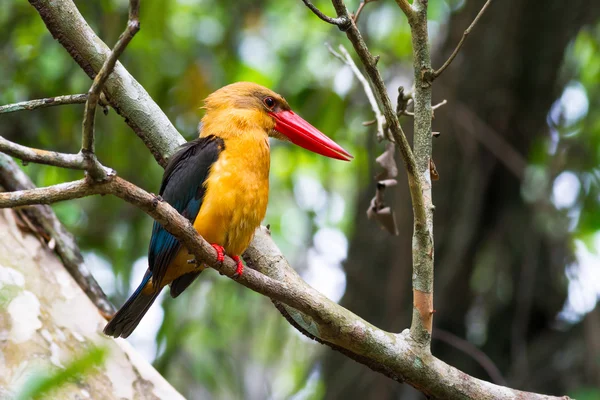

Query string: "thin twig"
[353, 0, 377, 23]
[302, 0, 351, 30]
[30, 0, 183, 168]
[325, 0, 425, 226]
[326, 43, 387, 141]
[353, 1, 367, 22]
[394, 0, 414, 19]
[510, 237, 538, 382]
[433, 0, 493, 78]
[396, 86, 412, 117]
[455, 102, 526, 179]
[433, 329, 506, 385]
[0, 94, 87, 115]
[0, 137, 87, 170]
[325, 42, 345, 62]
[0, 136, 114, 176]
[433, 99, 447, 111]
[399, 99, 447, 118]
[81, 0, 140, 179]
[0, 153, 115, 316]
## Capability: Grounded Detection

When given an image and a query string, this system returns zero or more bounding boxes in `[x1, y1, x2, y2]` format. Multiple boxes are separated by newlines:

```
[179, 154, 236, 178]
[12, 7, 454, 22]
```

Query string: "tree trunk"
[323, 1, 600, 398]
[0, 208, 183, 399]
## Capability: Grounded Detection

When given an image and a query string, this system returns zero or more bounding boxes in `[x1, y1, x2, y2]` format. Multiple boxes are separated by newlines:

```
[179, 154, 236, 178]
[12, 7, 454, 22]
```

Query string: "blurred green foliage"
[570, 388, 600, 400]
[16, 346, 107, 400]
[2, 0, 600, 398]
[563, 24, 600, 246]
[522, 22, 600, 251]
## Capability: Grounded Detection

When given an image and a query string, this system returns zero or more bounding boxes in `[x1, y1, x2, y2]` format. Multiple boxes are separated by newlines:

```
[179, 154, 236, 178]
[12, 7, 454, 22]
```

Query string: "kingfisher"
[104, 82, 352, 338]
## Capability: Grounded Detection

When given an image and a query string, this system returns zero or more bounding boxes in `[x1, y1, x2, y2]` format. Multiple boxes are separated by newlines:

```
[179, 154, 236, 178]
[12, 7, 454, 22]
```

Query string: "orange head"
[201, 82, 352, 161]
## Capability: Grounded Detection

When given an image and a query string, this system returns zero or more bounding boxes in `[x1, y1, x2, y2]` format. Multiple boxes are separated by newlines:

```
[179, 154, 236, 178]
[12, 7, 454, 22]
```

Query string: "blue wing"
[103, 136, 224, 338]
[148, 135, 224, 290]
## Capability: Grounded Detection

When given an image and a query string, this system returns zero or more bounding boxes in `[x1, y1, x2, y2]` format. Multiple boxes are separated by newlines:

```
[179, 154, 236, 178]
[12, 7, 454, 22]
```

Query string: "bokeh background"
[1, 0, 600, 399]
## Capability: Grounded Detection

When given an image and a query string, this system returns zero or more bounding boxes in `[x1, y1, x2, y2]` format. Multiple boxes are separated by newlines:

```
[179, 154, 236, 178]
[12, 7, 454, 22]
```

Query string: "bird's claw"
[211, 244, 225, 264]
[231, 255, 244, 279]
[209, 244, 242, 278]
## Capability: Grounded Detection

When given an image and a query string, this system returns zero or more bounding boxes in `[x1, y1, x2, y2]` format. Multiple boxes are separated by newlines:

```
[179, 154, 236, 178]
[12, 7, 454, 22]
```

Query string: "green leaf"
[16, 346, 107, 400]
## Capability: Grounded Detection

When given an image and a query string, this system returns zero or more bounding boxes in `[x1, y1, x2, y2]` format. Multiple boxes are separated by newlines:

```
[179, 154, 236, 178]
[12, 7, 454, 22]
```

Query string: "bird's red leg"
[231, 255, 244, 278]
[210, 244, 242, 277]
[211, 244, 225, 263]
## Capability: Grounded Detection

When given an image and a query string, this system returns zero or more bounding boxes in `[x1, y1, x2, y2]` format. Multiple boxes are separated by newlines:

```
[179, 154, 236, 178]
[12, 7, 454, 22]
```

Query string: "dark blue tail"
[103, 271, 160, 338]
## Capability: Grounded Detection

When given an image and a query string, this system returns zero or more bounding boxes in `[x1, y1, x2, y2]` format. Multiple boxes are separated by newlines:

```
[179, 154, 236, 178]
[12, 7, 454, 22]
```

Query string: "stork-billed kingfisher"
[104, 82, 352, 338]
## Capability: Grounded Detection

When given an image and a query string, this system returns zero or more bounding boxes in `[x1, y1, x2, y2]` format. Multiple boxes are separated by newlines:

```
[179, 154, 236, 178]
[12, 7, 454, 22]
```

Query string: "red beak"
[270, 110, 353, 161]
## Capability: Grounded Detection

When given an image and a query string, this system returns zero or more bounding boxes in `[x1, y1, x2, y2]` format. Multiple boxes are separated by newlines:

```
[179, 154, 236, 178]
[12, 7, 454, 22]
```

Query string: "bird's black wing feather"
[148, 135, 224, 290]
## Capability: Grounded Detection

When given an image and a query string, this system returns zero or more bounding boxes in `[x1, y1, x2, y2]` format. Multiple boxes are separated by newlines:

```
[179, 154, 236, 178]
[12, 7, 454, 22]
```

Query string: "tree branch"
[0, 153, 115, 316]
[394, 0, 414, 19]
[0, 136, 113, 179]
[454, 102, 526, 179]
[0, 94, 87, 114]
[433, 329, 506, 386]
[0, 136, 88, 170]
[301, 0, 351, 30]
[320, 0, 433, 345]
[433, 99, 447, 111]
[81, 0, 140, 180]
[398, 98, 447, 118]
[402, 0, 436, 345]
[29, 0, 184, 167]
[324, 0, 428, 238]
[326, 43, 387, 141]
[433, 0, 493, 79]
[353, 0, 377, 23]
[0, 176, 369, 323]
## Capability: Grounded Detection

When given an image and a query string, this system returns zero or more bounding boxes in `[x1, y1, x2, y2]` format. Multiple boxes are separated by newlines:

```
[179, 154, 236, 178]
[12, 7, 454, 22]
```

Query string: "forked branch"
[326, 0, 427, 231]
[319, 0, 433, 343]
[326, 43, 387, 141]
[301, 0, 351, 30]
[0, 137, 90, 171]
[81, 0, 140, 180]
[394, 0, 414, 19]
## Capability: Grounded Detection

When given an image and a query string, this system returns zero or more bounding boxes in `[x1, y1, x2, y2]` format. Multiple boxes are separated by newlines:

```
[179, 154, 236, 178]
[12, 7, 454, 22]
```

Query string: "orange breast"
[157, 131, 271, 287]
[193, 134, 270, 255]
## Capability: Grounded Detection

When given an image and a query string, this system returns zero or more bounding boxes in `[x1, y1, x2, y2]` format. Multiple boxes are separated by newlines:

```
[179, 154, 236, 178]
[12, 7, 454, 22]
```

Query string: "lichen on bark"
[0, 210, 183, 399]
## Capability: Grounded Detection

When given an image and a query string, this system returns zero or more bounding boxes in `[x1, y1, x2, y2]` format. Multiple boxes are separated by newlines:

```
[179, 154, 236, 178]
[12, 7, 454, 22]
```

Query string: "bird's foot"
[209, 244, 242, 277]
[211, 244, 225, 264]
[231, 255, 244, 278]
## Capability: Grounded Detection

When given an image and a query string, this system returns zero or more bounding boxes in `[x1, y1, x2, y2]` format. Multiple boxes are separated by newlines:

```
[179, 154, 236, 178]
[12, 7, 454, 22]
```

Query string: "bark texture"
[0, 210, 184, 399]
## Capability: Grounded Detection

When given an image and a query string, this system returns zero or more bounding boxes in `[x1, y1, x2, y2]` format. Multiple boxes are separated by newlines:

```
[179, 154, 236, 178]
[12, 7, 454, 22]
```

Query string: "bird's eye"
[263, 97, 276, 109]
